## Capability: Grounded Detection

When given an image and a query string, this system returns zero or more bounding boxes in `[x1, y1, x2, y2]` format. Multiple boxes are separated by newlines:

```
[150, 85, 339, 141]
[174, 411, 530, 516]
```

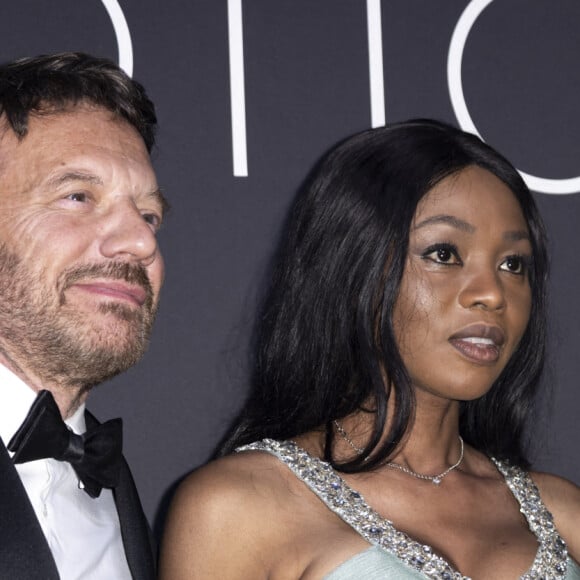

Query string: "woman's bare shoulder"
[176, 450, 295, 513]
[159, 450, 300, 579]
[530, 470, 580, 563]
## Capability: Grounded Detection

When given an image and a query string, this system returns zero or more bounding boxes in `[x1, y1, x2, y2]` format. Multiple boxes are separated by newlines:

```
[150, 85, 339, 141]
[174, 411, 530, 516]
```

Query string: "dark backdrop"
[2, 0, 578, 533]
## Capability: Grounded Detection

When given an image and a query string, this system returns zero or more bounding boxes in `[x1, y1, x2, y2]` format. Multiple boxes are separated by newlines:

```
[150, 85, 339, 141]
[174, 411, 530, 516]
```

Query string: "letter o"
[100, 0, 133, 77]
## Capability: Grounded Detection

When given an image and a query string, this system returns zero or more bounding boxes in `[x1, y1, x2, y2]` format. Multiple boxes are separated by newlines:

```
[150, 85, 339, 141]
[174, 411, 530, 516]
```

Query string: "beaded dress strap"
[491, 458, 568, 577]
[236, 439, 568, 580]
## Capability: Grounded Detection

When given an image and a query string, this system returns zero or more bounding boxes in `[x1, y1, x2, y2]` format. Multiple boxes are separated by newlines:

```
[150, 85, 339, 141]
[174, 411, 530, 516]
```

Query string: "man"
[0, 52, 166, 579]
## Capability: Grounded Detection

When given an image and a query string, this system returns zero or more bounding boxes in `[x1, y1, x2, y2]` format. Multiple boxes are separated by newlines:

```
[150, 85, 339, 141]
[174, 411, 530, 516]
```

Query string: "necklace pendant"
[432, 477, 441, 485]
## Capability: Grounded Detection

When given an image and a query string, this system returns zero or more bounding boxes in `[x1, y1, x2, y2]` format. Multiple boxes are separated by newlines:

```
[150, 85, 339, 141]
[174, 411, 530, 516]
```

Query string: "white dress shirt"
[0, 364, 132, 579]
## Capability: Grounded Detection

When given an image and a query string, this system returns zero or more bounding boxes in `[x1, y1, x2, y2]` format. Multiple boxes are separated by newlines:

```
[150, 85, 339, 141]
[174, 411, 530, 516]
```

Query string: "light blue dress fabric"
[238, 439, 580, 580]
[324, 546, 426, 579]
[324, 546, 580, 580]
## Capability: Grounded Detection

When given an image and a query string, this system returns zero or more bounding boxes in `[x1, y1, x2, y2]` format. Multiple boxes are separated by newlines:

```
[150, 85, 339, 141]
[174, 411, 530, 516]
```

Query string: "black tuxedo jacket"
[0, 412, 155, 579]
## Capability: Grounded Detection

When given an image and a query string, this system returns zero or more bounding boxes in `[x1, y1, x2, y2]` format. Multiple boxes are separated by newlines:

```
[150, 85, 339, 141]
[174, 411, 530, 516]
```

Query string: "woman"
[160, 120, 580, 579]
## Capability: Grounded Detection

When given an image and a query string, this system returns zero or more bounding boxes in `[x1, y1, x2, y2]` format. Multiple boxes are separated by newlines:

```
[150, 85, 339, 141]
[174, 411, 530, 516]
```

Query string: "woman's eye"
[500, 255, 527, 275]
[435, 248, 453, 262]
[422, 245, 461, 265]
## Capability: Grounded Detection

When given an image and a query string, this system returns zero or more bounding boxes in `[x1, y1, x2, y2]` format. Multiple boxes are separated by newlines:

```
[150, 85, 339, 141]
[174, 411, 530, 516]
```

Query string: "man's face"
[0, 105, 165, 389]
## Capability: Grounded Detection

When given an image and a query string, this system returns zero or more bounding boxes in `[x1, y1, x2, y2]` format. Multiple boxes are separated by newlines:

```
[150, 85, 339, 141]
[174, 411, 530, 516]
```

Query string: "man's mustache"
[59, 262, 154, 310]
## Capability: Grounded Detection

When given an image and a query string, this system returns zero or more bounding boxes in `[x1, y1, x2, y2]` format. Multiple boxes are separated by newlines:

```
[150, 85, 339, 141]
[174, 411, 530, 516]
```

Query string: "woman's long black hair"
[218, 119, 548, 471]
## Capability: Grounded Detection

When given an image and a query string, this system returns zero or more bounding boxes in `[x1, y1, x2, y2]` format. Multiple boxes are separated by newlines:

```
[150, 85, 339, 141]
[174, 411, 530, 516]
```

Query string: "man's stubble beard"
[0, 246, 157, 390]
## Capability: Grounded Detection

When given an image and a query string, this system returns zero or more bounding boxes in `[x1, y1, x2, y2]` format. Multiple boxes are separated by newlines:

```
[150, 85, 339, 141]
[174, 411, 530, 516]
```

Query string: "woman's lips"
[448, 324, 505, 364]
[449, 337, 500, 364]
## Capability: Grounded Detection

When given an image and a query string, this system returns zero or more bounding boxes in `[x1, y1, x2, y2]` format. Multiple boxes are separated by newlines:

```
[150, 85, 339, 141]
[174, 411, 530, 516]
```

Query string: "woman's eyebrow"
[414, 214, 475, 233]
[503, 230, 530, 242]
[414, 214, 530, 242]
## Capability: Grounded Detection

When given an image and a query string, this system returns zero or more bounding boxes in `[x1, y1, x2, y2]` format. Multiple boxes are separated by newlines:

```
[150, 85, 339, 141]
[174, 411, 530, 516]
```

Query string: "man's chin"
[96, 299, 145, 322]
[67, 302, 152, 339]
[56, 315, 151, 385]
[63, 338, 149, 387]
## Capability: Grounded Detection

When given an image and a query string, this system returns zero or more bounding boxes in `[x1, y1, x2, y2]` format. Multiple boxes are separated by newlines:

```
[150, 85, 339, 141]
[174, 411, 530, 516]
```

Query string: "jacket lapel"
[114, 459, 156, 580]
[85, 411, 156, 580]
[0, 437, 59, 579]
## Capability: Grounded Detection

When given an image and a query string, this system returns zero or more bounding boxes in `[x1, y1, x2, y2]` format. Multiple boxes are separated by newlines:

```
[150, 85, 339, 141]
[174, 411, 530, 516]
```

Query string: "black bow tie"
[7, 390, 123, 498]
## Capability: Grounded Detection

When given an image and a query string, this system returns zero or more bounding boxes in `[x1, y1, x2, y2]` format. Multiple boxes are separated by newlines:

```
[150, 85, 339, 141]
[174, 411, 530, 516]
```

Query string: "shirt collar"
[66, 401, 87, 435]
[0, 363, 86, 447]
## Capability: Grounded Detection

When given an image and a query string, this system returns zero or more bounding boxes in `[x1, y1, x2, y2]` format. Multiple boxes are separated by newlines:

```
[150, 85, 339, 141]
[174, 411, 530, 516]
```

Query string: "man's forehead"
[0, 110, 160, 202]
[0, 103, 138, 143]
[0, 107, 148, 160]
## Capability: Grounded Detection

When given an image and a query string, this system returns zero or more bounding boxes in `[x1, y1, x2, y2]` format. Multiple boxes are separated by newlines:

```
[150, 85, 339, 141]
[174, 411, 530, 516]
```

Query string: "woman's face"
[392, 165, 532, 402]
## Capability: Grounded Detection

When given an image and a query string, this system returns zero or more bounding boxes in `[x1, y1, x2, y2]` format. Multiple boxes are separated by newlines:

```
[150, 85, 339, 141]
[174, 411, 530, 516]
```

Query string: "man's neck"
[0, 350, 87, 419]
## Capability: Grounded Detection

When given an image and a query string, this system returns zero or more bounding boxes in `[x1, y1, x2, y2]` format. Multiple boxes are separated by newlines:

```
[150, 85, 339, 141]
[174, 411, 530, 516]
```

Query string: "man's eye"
[143, 213, 162, 230]
[67, 192, 87, 202]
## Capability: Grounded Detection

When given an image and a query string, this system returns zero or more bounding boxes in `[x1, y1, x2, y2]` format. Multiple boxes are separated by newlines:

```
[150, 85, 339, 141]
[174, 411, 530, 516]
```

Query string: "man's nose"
[98, 201, 159, 265]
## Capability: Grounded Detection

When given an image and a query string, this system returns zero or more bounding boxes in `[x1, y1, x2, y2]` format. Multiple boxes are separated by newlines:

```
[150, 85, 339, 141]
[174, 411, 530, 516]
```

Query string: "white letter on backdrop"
[448, 0, 580, 194]
[367, 0, 386, 127]
[228, 0, 249, 177]
[100, 0, 133, 76]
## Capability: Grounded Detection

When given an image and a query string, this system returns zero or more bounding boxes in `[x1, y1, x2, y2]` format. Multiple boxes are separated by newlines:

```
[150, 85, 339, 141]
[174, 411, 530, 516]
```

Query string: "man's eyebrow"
[149, 188, 170, 216]
[414, 214, 475, 233]
[46, 171, 104, 188]
[46, 172, 170, 215]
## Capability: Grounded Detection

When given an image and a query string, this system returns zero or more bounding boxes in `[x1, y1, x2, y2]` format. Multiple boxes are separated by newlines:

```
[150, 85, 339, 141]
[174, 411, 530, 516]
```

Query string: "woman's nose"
[458, 267, 506, 311]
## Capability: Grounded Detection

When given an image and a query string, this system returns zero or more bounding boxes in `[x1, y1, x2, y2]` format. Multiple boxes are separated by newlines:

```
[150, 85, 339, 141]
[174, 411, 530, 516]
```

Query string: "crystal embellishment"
[236, 439, 569, 580]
